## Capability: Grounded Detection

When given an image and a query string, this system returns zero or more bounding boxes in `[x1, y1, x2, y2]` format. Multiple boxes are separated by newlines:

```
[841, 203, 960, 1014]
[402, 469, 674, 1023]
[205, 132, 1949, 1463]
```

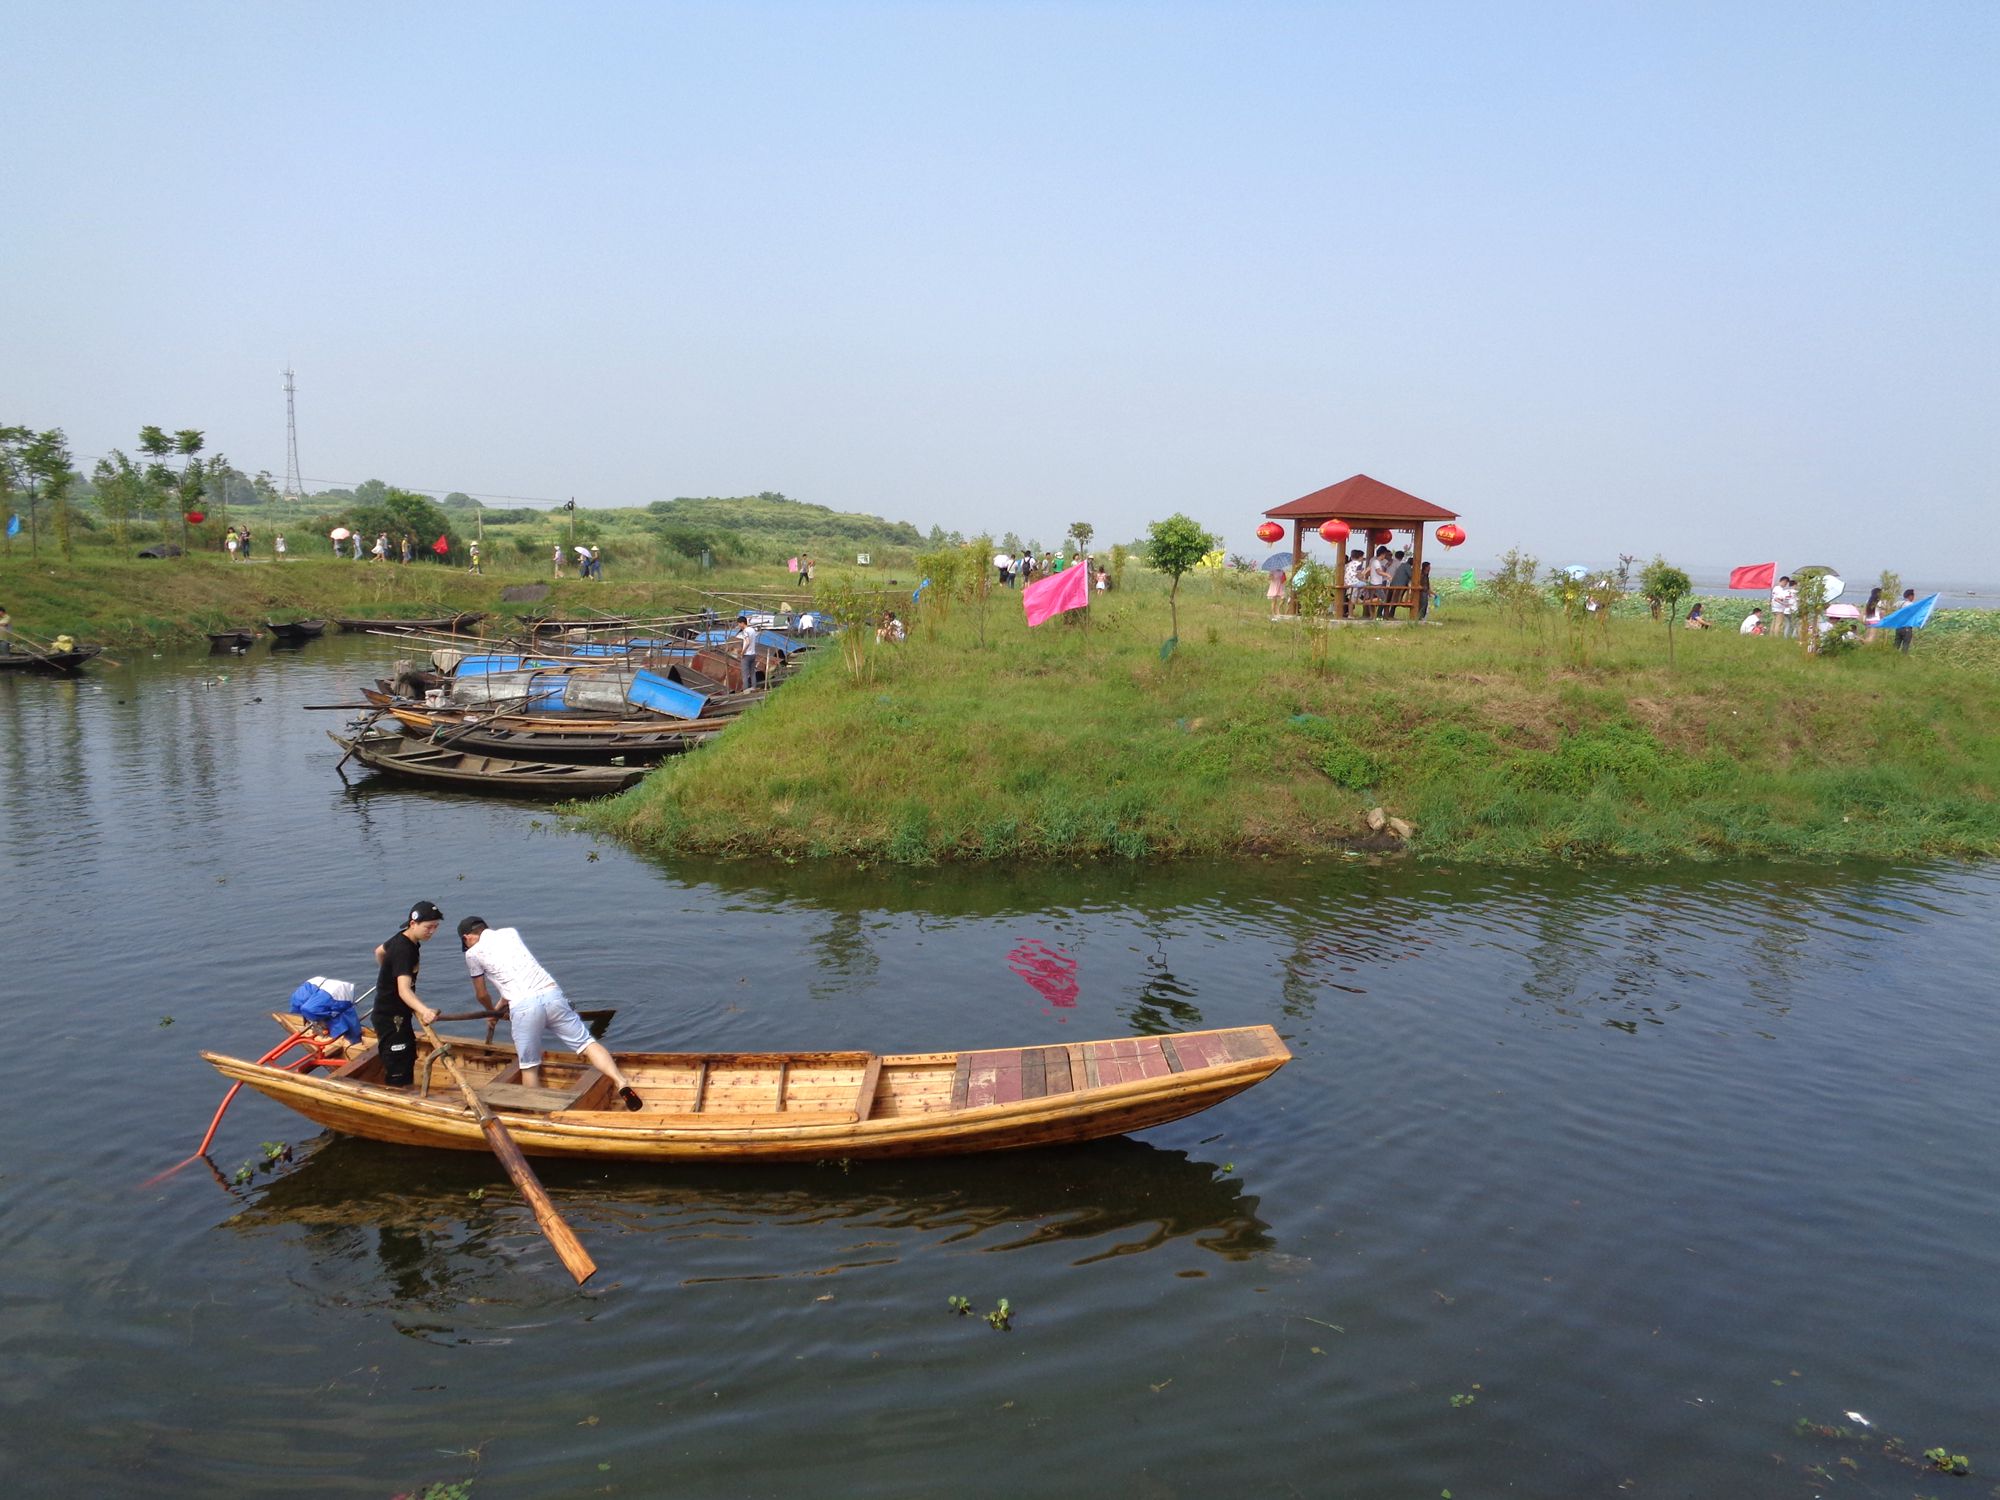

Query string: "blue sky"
[3, 2, 1994, 577]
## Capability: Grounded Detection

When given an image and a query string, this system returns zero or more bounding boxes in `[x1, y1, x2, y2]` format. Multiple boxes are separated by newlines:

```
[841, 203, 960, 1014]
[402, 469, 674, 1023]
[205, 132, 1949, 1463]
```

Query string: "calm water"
[2, 640, 1996, 1499]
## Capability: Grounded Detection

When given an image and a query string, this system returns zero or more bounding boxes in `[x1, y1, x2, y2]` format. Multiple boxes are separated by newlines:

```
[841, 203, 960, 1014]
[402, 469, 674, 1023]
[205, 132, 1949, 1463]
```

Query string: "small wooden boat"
[203, 1017, 1291, 1162]
[331, 728, 648, 794]
[208, 628, 258, 650]
[335, 612, 486, 633]
[265, 619, 327, 642]
[0, 643, 104, 674]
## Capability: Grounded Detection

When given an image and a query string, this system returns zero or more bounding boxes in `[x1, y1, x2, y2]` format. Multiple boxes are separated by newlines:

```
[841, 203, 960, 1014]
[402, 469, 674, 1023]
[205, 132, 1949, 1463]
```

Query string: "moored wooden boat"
[203, 1019, 1290, 1161]
[208, 628, 258, 650]
[0, 643, 105, 673]
[265, 619, 327, 642]
[331, 728, 648, 794]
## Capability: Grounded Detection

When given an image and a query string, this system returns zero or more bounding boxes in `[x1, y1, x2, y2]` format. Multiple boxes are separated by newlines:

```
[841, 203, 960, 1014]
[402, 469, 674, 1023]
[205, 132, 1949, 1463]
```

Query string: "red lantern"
[185, 510, 206, 525]
[1318, 519, 1351, 546]
[1368, 528, 1394, 550]
[1436, 523, 1465, 548]
[1255, 521, 1283, 544]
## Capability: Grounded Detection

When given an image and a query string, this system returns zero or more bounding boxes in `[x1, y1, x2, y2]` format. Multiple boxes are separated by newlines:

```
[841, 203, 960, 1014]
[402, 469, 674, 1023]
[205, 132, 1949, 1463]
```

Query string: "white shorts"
[509, 986, 592, 1069]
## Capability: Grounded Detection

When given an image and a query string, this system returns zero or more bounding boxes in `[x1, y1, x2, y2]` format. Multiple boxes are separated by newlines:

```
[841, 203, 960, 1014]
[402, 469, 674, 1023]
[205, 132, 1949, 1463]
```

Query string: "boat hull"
[203, 1025, 1290, 1162]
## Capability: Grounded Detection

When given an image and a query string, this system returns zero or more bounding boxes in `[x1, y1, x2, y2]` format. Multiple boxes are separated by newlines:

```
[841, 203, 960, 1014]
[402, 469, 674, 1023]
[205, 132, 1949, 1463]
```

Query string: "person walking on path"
[372, 900, 444, 1088]
[274, 534, 287, 560]
[467, 538, 481, 574]
[224, 531, 238, 561]
[458, 918, 644, 1107]
[552, 542, 564, 578]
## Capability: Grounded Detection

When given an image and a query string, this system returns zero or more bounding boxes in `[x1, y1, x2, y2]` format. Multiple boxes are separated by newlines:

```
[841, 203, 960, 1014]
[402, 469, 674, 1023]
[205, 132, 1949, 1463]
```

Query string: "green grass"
[582, 570, 2000, 866]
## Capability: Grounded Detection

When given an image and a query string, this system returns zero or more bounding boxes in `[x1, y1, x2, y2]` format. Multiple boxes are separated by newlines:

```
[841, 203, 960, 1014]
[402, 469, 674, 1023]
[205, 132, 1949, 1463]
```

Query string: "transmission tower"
[282, 366, 303, 504]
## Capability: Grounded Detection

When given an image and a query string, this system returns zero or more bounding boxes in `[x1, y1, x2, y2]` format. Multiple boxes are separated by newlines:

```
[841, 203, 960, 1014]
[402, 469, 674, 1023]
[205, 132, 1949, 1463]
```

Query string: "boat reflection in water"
[218, 1131, 1276, 1306]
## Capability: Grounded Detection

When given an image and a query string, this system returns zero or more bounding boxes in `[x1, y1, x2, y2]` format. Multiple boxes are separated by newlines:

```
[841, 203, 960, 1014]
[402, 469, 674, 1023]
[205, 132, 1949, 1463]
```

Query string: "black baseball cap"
[407, 900, 444, 925]
[457, 915, 488, 939]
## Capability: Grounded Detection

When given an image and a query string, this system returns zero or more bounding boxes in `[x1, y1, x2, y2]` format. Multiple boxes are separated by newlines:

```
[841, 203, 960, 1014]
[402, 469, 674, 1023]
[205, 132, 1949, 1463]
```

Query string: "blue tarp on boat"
[626, 670, 709, 719]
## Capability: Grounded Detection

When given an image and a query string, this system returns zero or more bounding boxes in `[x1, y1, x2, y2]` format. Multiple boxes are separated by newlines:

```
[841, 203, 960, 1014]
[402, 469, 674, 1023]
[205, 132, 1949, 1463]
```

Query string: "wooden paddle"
[417, 1018, 597, 1285]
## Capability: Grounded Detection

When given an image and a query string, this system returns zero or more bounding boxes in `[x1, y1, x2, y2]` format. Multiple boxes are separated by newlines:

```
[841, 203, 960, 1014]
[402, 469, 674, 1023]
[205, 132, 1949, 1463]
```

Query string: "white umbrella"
[329, 527, 352, 540]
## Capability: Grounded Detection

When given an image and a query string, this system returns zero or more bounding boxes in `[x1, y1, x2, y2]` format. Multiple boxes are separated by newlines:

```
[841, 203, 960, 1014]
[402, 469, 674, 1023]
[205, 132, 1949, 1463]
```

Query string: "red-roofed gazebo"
[1264, 474, 1460, 618]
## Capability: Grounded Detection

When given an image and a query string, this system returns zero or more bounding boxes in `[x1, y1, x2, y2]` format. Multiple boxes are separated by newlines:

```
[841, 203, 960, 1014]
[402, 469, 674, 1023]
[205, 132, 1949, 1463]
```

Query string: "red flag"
[1022, 562, 1090, 626]
[432, 534, 450, 555]
[1728, 562, 1775, 589]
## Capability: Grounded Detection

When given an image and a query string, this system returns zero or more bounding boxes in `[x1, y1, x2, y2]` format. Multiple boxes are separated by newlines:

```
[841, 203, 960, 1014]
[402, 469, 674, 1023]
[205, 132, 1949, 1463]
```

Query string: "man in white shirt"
[459, 918, 644, 1109]
[1771, 577, 1796, 639]
[1740, 607, 1765, 635]
[736, 613, 761, 690]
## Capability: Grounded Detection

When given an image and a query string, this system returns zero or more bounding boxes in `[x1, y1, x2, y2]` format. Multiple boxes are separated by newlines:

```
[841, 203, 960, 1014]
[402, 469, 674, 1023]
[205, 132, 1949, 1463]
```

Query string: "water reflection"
[221, 1132, 1277, 1288]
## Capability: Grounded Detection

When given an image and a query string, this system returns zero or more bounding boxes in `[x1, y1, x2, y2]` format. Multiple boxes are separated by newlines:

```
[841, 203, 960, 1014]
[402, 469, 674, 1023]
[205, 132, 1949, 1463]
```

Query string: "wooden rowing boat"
[203, 1018, 1290, 1161]
[265, 619, 327, 642]
[0, 643, 104, 673]
[330, 729, 648, 794]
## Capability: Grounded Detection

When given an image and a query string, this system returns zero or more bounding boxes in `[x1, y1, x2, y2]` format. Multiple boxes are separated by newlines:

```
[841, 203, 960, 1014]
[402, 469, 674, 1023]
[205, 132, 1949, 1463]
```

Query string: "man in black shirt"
[374, 900, 443, 1086]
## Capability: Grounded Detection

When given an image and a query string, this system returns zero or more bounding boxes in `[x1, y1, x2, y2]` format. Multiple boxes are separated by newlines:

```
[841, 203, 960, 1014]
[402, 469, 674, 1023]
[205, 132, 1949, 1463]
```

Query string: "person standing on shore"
[1863, 587, 1884, 642]
[1772, 576, 1797, 639]
[372, 901, 443, 1088]
[1894, 589, 1918, 654]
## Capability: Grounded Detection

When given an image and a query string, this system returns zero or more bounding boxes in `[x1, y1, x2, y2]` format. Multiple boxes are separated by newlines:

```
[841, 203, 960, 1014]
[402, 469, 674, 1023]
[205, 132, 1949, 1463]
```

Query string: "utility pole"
[282, 366, 303, 506]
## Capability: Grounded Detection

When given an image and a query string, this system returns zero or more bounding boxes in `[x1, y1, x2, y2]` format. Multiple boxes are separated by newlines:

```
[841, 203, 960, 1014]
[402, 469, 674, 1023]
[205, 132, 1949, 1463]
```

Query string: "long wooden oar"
[418, 1019, 597, 1285]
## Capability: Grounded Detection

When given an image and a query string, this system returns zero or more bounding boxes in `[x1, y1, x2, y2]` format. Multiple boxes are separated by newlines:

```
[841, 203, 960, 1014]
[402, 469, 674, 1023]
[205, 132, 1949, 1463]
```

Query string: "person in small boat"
[372, 901, 443, 1087]
[458, 917, 643, 1110]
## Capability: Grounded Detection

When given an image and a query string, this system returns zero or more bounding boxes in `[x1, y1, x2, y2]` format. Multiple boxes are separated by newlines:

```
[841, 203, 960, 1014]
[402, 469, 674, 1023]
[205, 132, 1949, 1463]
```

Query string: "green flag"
[1459, 568, 1476, 590]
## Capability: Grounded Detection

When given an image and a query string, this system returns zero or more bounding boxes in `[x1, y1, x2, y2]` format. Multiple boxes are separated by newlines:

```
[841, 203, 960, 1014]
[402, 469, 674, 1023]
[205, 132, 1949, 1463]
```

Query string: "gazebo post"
[1411, 525, 1426, 620]
[1290, 520, 1303, 616]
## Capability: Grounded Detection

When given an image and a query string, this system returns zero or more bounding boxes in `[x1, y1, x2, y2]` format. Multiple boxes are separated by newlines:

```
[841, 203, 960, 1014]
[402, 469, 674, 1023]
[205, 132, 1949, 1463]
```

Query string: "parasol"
[329, 527, 352, 540]
[1261, 551, 1295, 572]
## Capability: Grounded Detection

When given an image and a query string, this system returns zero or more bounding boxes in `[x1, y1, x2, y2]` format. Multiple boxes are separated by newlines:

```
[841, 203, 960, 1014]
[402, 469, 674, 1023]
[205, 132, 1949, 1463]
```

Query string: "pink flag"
[788, 556, 799, 573]
[1728, 562, 1776, 590]
[1023, 560, 1090, 626]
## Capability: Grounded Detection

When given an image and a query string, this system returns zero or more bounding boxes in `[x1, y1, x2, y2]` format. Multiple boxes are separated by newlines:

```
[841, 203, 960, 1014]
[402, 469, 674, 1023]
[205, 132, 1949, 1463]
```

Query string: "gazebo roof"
[1264, 474, 1458, 524]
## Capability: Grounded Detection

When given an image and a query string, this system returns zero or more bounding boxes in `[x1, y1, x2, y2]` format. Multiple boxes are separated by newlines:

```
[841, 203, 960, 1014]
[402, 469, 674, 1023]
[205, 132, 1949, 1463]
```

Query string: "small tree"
[1143, 513, 1219, 644]
[0, 426, 30, 554]
[1291, 559, 1343, 676]
[24, 429, 77, 561]
[90, 451, 149, 543]
[813, 573, 883, 684]
[1491, 548, 1547, 636]
[1068, 521, 1094, 560]
[1794, 567, 1832, 655]
[1638, 556, 1692, 663]
[1108, 542, 1128, 589]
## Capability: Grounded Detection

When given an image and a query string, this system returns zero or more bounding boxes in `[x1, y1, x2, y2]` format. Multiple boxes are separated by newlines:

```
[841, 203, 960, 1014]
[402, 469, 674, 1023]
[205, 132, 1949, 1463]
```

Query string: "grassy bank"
[0, 553, 812, 645]
[583, 573, 2000, 865]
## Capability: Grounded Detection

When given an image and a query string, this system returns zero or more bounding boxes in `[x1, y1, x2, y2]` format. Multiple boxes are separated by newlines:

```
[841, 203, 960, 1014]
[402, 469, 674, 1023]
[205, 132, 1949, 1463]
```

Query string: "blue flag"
[5, 514, 19, 537]
[1874, 593, 1939, 631]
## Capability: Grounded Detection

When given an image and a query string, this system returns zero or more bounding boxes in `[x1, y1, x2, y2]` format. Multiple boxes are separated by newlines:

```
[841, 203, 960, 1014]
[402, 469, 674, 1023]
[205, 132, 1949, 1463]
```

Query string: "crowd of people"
[1699, 576, 1922, 652]
[992, 551, 1111, 594]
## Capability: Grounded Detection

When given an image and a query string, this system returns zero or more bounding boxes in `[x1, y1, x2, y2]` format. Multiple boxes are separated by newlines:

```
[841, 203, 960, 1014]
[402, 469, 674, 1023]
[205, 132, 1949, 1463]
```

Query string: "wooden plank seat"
[481, 1070, 606, 1113]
